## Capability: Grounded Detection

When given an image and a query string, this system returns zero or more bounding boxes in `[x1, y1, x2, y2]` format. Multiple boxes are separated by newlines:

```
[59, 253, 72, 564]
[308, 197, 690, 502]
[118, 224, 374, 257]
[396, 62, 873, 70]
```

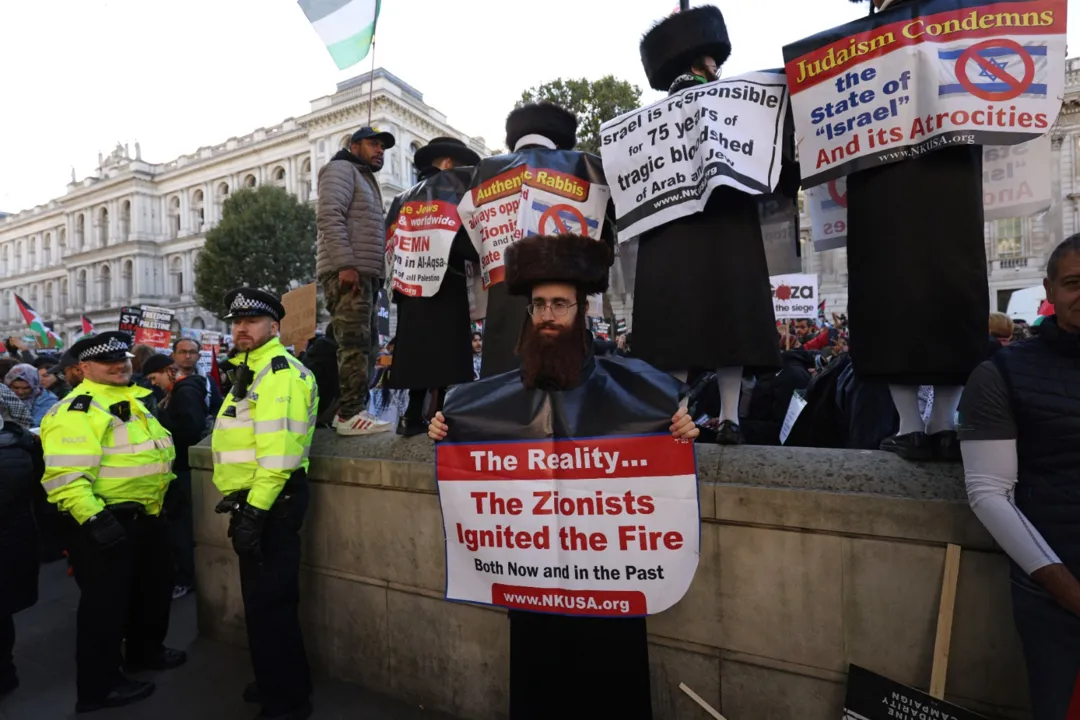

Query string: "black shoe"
[715, 420, 744, 446]
[256, 701, 313, 720]
[126, 647, 187, 672]
[0, 673, 18, 696]
[75, 680, 155, 713]
[396, 418, 427, 438]
[243, 681, 261, 704]
[880, 432, 933, 461]
[931, 430, 962, 462]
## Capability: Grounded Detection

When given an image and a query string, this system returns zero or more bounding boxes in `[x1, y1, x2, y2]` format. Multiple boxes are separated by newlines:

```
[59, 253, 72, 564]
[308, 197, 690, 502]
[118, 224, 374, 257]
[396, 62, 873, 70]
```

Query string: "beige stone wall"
[190, 433, 1030, 720]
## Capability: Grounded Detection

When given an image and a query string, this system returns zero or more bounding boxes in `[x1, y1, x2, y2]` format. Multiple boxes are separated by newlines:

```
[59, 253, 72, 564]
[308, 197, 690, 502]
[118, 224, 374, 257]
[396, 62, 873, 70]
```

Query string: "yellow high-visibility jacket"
[40, 379, 176, 524]
[212, 337, 318, 511]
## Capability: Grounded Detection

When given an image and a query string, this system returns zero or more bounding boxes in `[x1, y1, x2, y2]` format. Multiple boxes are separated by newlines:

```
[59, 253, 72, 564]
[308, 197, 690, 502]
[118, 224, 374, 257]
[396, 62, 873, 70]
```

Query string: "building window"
[99, 264, 112, 305]
[243, 174, 257, 189]
[300, 158, 312, 202]
[170, 256, 184, 295]
[120, 200, 131, 242]
[1, 245, 8, 276]
[340, 134, 352, 149]
[192, 316, 205, 330]
[58, 227, 67, 256]
[123, 260, 134, 299]
[43, 233, 52, 266]
[76, 270, 87, 307]
[271, 166, 286, 187]
[995, 217, 1023, 258]
[44, 281, 53, 315]
[192, 189, 205, 230]
[14, 241, 22, 272]
[27, 239, 36, 269]
[98, 206, 109, 246]
[75, 213, 85, 249]
[60, 278, 68, 310]
[168, 196, 181, 239]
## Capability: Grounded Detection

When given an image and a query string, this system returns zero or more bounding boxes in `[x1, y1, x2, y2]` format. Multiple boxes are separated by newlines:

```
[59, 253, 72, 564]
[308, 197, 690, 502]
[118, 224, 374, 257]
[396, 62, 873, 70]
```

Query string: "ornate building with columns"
[801, 56, 1080, 317]
[0, 69, 489, 345]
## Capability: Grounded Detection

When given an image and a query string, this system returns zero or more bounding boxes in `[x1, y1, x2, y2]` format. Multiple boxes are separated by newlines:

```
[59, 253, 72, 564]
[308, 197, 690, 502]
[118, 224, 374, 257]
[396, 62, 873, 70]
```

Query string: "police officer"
[212, 288, 317, 720]
[39, 331, 184, 714]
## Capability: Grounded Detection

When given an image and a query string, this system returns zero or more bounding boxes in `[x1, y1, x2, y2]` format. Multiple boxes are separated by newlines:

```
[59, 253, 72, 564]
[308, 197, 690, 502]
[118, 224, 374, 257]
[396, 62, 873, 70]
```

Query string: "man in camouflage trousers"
[316, 126, 396, 436]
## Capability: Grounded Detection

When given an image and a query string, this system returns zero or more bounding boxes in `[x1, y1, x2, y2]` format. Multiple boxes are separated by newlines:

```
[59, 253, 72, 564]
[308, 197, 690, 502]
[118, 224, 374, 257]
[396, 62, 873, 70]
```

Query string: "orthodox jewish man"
[843, 0, 988, 461]
[459, 102, 615, 379]
[632, 5, 786, 445]
[385, 137, 481, 436]
[428, 233, 699, 720]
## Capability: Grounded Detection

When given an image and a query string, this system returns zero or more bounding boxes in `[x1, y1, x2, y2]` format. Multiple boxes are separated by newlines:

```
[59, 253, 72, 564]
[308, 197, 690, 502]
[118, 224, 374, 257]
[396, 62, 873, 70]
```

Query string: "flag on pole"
[78, 315, 94, 340]
[299, 0, 381, 70]
[13, 294, 63, 349]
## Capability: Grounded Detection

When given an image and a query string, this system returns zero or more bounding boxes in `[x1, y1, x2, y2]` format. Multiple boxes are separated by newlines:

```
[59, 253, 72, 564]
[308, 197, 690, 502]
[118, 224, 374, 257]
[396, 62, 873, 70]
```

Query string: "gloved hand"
[230, 503, 268, 556]
[84, 510, 126, 549]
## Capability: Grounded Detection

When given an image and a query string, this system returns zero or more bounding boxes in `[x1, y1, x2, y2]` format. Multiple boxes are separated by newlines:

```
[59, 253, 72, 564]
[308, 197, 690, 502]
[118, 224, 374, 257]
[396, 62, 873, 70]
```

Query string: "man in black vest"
[959, 235, 1080, 719]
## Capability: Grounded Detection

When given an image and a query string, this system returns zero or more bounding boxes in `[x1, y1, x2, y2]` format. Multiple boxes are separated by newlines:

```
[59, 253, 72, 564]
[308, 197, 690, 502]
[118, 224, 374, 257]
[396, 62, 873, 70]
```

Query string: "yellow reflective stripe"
[45, 454, 101, 467]
[215, 418, 248, 431]
[42, 471, 89, 492]
[253, 418, 310, 435]
[247, 365, 275, 395]
[98, 463, 164, 479]
[257, 454, 303, 470]
[102, 437, 173, 455]
[214, 449, 258, 464]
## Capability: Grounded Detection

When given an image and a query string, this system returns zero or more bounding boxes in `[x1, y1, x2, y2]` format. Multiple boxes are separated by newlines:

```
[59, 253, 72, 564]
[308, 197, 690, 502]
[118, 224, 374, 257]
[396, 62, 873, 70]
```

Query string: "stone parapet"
[190, 432, 1028, 720]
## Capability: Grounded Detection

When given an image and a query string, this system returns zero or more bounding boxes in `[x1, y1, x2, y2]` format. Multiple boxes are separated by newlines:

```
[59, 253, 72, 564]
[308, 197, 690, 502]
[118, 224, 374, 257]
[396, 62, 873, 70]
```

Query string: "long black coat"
[846, 145, 988, 385]
[0, 423, 42, 615]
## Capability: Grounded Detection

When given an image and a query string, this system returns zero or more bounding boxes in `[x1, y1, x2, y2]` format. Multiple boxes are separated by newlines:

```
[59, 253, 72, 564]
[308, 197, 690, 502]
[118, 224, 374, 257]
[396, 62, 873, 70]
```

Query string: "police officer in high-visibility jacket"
[212, 287, 318, 720]
[39, 331, 184, 715]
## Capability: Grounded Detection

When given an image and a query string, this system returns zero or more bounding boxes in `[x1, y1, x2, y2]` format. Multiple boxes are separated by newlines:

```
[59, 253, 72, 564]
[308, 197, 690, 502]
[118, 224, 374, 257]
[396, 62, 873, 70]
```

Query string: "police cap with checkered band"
[223, 287, 286, 322]
[69, 331, 136, 364]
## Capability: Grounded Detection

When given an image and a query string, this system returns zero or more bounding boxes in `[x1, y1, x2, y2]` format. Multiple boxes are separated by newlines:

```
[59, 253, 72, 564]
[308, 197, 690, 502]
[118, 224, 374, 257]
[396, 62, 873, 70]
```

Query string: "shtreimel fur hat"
[505, 102, 578, 152]
[505, 234, 612, 297]
[640, 5, 732, 91]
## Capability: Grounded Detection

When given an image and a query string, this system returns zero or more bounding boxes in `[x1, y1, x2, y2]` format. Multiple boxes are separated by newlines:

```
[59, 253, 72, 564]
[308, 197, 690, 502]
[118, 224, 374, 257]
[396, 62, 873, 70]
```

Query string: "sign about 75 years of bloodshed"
[599, 70, 789, 238]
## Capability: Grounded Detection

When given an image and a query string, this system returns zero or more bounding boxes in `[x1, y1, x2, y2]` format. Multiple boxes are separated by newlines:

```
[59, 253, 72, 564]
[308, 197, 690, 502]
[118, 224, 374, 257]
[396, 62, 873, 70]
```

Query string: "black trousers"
[235, 478, 312, 715]
[0, 613, 14, 683]
[164, 471, 195, 587]
[66, 509, 173, 702]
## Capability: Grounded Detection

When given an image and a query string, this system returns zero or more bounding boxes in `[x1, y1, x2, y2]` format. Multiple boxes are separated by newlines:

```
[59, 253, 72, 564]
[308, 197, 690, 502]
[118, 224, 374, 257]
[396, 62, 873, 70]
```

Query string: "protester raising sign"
[385, 168, 472, 298]
[133, 306, 174, 350]
[599, 70, 789, 238]
[458, 152, 610, 289]
[806, 135, 1052, 251]
[771, 274, 820, 320]
[783, 0, 1067, 187]
[437, 434, 699, 616]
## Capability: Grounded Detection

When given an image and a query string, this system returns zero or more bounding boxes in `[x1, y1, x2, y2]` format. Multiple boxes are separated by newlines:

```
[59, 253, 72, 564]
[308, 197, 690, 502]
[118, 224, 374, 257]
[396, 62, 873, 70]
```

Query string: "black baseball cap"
[49, 350, 78, 376]
[350, 126, 396, 149]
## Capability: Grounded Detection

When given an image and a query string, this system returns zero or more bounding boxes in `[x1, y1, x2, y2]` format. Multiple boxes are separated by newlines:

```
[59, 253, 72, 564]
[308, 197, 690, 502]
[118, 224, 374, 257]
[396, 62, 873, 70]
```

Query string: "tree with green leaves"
[518, 76, 643, 155]
[194, 185, 317, 317]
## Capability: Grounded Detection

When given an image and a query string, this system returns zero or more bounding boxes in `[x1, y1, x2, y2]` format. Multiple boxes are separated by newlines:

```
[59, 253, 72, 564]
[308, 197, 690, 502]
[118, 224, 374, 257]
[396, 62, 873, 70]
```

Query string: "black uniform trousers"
[0, 613, 14, 684]
[235, 476, 312, 716]
[65, 508, 173, 703]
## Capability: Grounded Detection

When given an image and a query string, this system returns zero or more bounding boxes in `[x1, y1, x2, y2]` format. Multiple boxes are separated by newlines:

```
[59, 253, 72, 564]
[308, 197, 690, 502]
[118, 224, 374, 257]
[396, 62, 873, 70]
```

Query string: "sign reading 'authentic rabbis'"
[843, 665, 986, 720]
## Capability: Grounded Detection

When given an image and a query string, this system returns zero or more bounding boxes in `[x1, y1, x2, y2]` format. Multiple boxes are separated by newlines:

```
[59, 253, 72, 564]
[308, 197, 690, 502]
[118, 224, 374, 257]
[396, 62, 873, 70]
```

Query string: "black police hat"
[223, 287, 286, 322]
[69, 331, 135, 364]
[350, 126, 396, 150]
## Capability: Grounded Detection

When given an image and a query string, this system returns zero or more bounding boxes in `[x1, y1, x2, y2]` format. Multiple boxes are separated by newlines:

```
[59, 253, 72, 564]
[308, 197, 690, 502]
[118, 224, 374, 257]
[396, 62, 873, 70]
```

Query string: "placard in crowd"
[117, 305, 144, 341]
[599, 70, 789, 238]
[770, 274, 820, 320]
[783, 0, 1067, 187]
[133, 305, 175, 349]
[278, 283, 318, 349]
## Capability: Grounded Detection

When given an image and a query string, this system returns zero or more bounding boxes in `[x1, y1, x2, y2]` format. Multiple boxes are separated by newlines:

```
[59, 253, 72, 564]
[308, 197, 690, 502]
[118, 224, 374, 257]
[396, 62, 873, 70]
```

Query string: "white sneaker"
[334, 411, 392, 436]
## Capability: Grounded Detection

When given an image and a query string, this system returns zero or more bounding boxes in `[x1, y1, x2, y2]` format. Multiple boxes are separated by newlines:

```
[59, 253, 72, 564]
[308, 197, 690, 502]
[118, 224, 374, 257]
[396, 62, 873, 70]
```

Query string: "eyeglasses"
[527, 301, 577, 318]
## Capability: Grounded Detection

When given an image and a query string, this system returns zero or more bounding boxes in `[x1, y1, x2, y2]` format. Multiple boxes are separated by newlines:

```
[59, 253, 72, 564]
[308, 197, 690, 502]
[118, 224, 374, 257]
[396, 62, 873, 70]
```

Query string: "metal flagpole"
[679, 0, 689, 10]
[367, 35, 377, 125]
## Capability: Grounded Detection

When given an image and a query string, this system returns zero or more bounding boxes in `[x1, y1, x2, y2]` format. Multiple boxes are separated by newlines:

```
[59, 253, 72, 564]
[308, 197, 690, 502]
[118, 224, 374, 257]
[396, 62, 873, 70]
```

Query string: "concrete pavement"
[0, 561, 461, 720]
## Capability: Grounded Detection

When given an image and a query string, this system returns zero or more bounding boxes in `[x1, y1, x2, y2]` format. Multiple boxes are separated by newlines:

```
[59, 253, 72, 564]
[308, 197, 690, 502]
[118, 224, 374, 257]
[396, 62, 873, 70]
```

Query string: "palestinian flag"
[76, 315, 94, 341]
[14, 294, 63, 349]
[299, 0, 380, 70]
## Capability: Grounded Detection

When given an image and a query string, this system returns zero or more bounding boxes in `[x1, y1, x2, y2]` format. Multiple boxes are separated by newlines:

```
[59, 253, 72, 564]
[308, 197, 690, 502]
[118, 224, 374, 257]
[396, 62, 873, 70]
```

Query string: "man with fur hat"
[836, 0, 988, 461]
[428, 233, 698, 720]
[385, 137, 482, 436]
[632, 5, 790, 445]
[458, 102, 615, 379]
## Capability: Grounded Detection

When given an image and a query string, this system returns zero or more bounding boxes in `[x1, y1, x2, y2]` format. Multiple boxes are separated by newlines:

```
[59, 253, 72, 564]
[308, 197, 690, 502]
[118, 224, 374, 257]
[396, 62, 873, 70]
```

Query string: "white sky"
[0, 0, 1076, 214]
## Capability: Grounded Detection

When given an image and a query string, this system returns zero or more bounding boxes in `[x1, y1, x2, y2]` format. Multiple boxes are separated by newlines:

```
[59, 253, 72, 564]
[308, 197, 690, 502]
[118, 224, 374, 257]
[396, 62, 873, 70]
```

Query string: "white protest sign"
[387, 199, 459, 297]
[807, 136, 1051, 250]
[771, 274, 820, 320]
[600, 70, 789, 239]
[783, 0, 1068, 187]
[780, 393, 808, 445]
[436, 435, 699, 616]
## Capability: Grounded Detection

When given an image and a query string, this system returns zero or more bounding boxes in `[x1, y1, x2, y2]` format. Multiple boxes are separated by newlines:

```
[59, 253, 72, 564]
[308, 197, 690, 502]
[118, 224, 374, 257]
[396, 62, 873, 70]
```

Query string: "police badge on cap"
[69, 331, 135, 363]
[223, 287, 286, 322]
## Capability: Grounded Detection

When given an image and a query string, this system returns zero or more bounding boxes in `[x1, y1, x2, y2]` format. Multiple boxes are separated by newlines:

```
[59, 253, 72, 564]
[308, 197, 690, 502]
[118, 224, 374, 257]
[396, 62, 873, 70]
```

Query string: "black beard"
[516, 314, 587, 391]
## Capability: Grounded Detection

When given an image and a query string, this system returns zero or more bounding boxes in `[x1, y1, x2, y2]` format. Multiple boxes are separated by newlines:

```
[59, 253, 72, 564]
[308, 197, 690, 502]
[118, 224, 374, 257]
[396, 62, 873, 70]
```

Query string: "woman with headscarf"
[4, 363, 57, 427]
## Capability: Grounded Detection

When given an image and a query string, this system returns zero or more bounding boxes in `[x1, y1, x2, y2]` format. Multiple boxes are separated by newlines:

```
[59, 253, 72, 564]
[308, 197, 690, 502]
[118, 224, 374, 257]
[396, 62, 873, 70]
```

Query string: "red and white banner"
[436, 434, 699, 616]
[133, 305, 174, 350]
[386, 199, 460, 297]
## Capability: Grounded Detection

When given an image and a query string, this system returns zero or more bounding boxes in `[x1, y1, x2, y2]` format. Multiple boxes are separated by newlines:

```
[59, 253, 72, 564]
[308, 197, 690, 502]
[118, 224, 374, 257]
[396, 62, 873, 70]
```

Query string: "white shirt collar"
[514, 134, 557, 152]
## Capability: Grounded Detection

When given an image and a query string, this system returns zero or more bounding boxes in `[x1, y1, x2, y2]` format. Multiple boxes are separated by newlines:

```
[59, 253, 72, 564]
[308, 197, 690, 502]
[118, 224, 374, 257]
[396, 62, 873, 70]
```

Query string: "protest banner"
[807, 135, 1052, 250]
[771, 274, 820, 320]
[133, 306, 174, 350]
[385, 168, 472, 298]
[118, 306, 143, 341]
[783, 0, 1067, 188]
[599, 70, 789, 238]
[842, 665, 986, 720]
[760, 194, 802, 274]
[279, 283, 317, 349]
[437, 434, 699, 616]
[458, 151, 610, 289]
[780, 391, 808, 446]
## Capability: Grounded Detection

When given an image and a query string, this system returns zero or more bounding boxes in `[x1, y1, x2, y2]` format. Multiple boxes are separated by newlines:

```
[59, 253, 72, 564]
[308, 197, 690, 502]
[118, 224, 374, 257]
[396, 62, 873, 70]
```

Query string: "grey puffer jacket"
[316, 149, 386, 280]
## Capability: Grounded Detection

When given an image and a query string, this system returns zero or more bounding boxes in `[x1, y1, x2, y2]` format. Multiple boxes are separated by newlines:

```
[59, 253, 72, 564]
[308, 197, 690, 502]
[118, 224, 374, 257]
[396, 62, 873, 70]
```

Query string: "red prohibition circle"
[956, 39, 1035, 102]
[539, 204, 589, 234]
[827, 179, 847, 209]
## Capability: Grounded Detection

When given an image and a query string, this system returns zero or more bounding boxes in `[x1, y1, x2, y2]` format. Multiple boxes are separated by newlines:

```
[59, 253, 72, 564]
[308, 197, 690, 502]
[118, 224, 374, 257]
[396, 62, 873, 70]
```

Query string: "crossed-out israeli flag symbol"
[937, 43, 1049, 98]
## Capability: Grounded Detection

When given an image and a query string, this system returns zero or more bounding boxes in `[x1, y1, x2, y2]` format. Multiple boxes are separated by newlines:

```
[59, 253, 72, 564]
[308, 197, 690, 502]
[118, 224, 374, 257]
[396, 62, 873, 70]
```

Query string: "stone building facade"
[0, 69, 489, 344]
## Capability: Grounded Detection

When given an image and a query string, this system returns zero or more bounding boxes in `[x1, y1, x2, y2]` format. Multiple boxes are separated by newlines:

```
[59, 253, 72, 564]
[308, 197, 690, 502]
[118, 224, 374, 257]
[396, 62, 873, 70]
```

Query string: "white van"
[1005, 284, 1047, 323]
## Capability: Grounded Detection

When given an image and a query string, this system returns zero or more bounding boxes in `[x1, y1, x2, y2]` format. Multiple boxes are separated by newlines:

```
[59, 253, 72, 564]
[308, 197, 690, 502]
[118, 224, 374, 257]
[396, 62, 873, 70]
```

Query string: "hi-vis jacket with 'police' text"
[211, 337, 318, 511]
[40, 379, 176, 524]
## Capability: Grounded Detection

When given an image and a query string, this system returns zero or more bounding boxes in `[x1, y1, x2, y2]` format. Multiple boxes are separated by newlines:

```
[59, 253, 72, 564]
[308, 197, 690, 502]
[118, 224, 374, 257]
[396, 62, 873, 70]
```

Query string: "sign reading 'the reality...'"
[843, 665, 987, 720]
